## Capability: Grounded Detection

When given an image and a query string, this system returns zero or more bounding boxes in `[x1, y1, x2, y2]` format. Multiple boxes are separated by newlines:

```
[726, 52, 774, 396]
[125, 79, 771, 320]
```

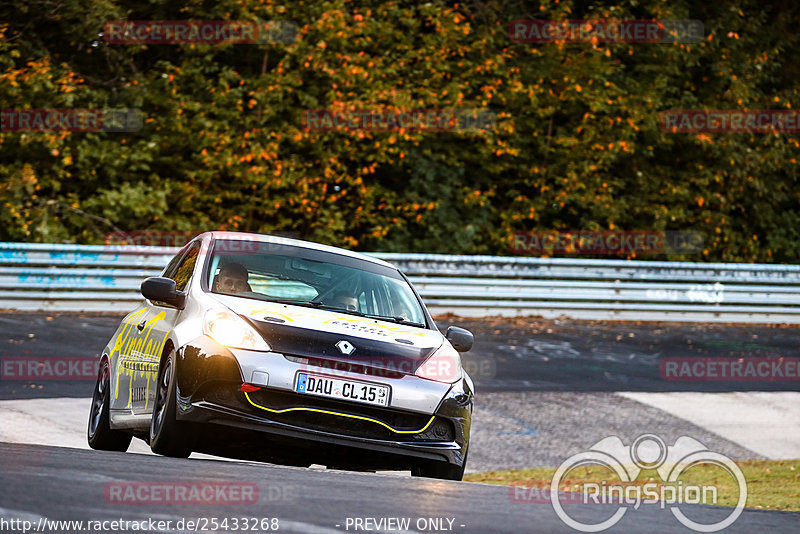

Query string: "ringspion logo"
[550, 434, 746, 532]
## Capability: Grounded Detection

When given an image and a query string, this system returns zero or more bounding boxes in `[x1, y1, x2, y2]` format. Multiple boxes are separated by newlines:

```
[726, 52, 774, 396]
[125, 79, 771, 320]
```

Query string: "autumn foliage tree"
[1, 0, 799, 261]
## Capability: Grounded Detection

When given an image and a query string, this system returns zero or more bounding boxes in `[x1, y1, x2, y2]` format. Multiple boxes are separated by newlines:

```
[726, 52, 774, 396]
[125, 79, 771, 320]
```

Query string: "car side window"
[162, 249, 186, 280]
[169, 242, 201, 292]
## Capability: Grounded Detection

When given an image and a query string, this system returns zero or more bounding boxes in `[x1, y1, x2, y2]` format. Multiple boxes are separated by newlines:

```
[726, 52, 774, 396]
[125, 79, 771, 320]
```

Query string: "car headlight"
[414, 342, 462, 383]
[203, 309, 271, 351]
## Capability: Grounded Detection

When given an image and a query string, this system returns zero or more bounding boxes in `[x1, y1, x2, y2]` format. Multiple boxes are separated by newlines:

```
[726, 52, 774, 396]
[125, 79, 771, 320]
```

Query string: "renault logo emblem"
[336, 340, 355, 355]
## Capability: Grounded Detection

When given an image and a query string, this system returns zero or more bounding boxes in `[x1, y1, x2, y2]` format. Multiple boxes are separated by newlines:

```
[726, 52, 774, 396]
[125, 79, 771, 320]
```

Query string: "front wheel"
[87, 359, 132, 451]
[150, 349, 191, 458]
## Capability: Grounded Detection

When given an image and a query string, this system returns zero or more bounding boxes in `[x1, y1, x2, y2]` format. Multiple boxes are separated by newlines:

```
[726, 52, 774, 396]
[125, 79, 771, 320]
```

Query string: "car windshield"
[206, 239, 426, 327]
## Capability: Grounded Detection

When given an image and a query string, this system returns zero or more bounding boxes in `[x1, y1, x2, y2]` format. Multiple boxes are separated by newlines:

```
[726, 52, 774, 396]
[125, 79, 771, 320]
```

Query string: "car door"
[133, 240, 201, 414]
[110, 305, 153, 413]
[124, 247, 185, 414]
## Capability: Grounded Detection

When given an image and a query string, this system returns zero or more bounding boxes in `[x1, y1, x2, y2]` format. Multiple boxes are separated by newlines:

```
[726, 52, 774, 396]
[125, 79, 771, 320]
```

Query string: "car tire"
[87, 358, 132, 452]
[150, 349, 191, 458]
[411, 448, 468, 481]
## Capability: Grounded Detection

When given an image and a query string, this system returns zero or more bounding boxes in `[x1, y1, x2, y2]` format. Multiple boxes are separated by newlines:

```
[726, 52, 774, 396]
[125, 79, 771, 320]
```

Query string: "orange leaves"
[696, 133, 713, 144]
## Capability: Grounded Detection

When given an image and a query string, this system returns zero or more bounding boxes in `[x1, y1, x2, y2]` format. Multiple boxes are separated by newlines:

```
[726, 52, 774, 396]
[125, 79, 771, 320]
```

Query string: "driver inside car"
[212, 262, 252, 294]
[329, 291, 358, 312]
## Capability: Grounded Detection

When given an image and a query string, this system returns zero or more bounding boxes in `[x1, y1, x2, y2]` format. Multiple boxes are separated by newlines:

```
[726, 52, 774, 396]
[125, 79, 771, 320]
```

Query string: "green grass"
[465, 459, 800, 512]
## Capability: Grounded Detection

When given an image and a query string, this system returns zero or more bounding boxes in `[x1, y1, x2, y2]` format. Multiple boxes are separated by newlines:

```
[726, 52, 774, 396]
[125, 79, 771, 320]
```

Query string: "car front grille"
[284, 354, 406, 379]
[242, 388, 453, 442]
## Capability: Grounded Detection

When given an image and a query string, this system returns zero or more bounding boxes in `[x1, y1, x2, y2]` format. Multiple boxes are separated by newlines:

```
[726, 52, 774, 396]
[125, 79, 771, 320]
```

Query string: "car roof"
[197, 231, 397, 270]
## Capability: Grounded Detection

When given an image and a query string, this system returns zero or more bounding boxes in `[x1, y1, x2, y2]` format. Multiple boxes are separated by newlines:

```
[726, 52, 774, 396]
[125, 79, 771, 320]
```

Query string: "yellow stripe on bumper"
[243, 392, 435, 435]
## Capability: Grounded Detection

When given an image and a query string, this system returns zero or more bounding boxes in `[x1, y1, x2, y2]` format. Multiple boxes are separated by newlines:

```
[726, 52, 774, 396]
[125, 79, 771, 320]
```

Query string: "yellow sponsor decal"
[109, 308, 147, 359]
[112, 309, 168, 405]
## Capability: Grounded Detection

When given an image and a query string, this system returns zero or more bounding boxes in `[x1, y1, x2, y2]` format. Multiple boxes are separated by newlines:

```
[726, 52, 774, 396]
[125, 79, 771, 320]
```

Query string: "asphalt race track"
[1, 312, 799, 533]
[0, 442, 797, 534]
[4, 313, 800, 398]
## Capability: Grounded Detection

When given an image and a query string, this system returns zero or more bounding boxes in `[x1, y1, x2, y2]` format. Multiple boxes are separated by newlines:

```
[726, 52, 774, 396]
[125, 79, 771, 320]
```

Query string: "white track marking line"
[618, 392, 800, 459]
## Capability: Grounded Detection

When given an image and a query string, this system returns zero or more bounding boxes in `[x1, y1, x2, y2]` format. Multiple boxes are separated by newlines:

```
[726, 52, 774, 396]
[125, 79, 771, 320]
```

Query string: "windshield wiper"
[312, 303, 367, 316]
[363, 314, 425, 328]
[260, 298, 323, 309]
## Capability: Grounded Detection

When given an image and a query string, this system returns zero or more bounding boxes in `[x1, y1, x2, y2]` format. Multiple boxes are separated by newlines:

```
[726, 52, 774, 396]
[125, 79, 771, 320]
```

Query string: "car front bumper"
[174, 336, 472, 469]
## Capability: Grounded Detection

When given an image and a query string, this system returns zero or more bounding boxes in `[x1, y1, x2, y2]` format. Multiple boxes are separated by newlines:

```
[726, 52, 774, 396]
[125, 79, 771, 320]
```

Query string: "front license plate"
[295, 373, 390, 407]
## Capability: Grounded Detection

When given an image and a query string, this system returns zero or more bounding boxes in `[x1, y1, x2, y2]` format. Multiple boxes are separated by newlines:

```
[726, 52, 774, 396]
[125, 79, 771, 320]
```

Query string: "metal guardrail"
[2, 243, 800, 323]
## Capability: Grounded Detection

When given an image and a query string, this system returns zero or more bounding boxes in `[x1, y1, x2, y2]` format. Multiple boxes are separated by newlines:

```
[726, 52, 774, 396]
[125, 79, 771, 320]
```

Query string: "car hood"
[211, 294, 443, 374]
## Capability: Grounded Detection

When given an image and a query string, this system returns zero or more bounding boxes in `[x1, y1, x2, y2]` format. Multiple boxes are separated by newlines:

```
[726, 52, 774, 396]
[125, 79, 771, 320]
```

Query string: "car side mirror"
[141, 277, 186, 309]
[445, 326, 473, 353]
